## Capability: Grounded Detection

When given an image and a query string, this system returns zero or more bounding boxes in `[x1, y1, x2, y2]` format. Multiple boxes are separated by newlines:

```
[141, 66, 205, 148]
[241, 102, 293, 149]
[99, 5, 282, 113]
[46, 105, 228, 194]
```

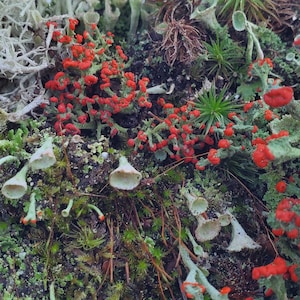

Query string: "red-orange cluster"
[181, 281, 205, 299]
[251, 143, 275, 168]
[224, 123, 234, 136]
[264, 109, 279, 121]
[251, 130, 289, 168]
[181, 281, 231, 298]
[250, 197, 300, 298]
[252, 256, 299, 287]
[247, 57, 273, 77]
[293, 36, 300, 47]
[218, 139, 231, 149]
[252, 257, 299, 282]
[273, 197, 300, 240]
[127, 97, 206, 164]
[252, 257, 288, 280]
[275, 180, 287, 193]
[207, 148, 220, 165]
[263, 86, 294, 108]
[44, 18, 151, 136]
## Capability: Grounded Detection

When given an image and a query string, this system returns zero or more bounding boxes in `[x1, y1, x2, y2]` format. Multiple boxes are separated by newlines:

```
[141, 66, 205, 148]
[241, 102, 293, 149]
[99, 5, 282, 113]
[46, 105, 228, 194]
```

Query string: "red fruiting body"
[78, 114, 88, 124]
[220, 286, 231, 295]
[252, 257, 288, 280]
[224, 126, 234, 137]
[286, 228, 299, 239]
[46, 21, 58, 28]
[207, 149, 220, 165]
[228, 112, 237, 120]
[57, 103, 66, 114]
[275, 197, 300, 225]
[272, 228, 285, 236]
[293, 36, 300, 46]
[251, 268, 261, 280]
[248, 58, 273, 76]
[275, 210, 295, 223]
[137, 130, 147, 142]
[58, 35, 72, 44]
[277, 198, 292, 210]
[288, 264, 299, 282]
[252, 144, 275, 168]
[252, 125, 258, 133]
[263, 86, 294, 107]
[218, 139, 231, 149]
[204, 135, 214, 145]
[264, 109, 274, 121]
[252, 137, 267, 145]
[181, 281, 206, 299]
[244, 101, 254, 112]
[98, 214, 105, 222]
[127, 139, 135, 147]
[264, 288, 273, 297]
[265, 130, 289, 142]
[273, 197, 300, 252]
[65, 123, 80, 135]
[275, 181, 287, 193]
[84, 75, 98, 86]
[69, 18, 79, 31]
[182, 124, 193, 134]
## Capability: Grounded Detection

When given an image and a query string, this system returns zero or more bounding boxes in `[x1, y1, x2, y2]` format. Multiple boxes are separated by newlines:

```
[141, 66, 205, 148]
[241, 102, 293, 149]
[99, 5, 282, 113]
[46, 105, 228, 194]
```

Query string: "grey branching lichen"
[0, 1, 50, 79]
[0, 0, 97, 117]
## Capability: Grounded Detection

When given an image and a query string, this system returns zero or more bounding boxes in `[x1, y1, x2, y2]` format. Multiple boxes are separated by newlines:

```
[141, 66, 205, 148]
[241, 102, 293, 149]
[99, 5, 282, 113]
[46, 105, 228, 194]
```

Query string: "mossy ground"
[0, 128, 276, 299]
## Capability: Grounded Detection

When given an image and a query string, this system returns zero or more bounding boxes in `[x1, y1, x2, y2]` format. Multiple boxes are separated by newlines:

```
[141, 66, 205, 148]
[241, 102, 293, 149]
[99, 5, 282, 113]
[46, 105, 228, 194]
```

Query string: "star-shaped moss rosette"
[193, 85, 243, 135]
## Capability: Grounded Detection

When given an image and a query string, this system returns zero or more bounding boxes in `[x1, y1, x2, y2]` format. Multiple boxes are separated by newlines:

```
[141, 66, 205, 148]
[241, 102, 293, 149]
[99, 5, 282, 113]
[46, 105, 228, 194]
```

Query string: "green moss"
[65, 220, 106, 251]
[203, 34, 245, 81]
[136, 259, 149, 276]
[122, 227, 137, 243]
[194, 84, 243, 135]
[160, 169, 184, 184]
[106, 281, 125, 300]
